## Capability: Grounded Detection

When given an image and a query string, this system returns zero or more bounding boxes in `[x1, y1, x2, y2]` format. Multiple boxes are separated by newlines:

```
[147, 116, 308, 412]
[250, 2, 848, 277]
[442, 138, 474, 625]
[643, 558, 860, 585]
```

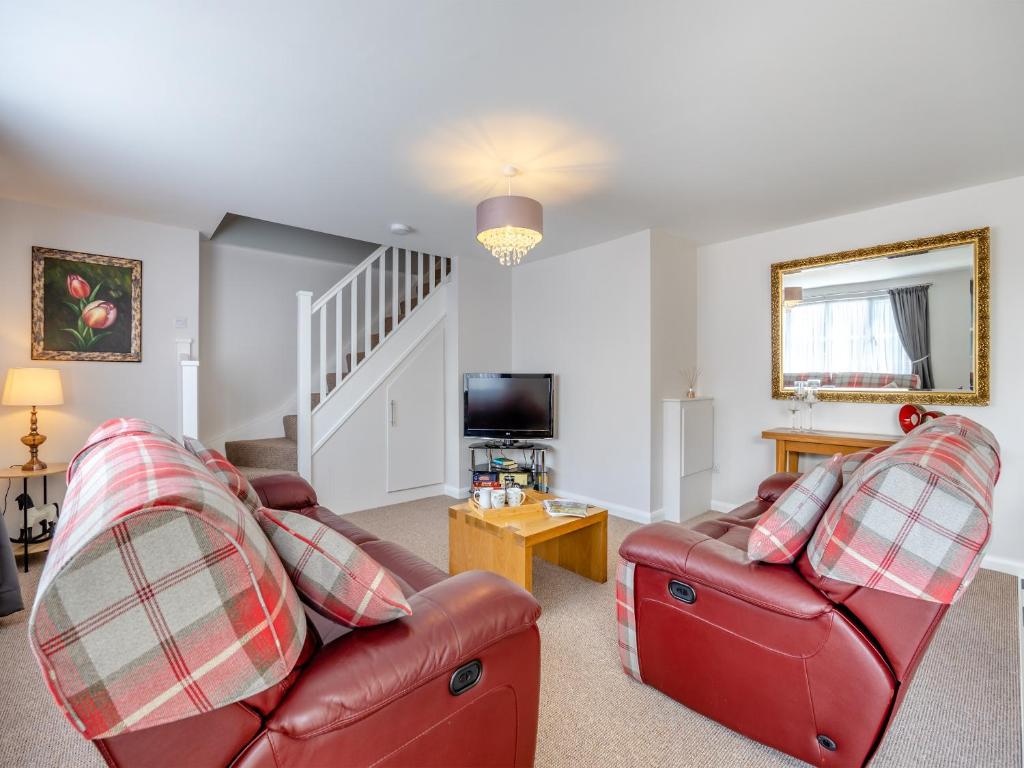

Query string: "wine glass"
[787, 396, 801, 430]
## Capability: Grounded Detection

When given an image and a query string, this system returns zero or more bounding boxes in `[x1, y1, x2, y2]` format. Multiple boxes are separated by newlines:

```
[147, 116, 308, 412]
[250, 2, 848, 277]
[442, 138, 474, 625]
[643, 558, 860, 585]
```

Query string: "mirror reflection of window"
[784, 294, 912, 379]
[781, 244, 974, 392]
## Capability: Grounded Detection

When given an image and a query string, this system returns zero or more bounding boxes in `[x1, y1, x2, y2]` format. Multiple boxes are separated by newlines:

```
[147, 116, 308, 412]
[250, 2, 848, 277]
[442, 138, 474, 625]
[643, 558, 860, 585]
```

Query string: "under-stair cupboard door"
[386, 329, 445, 492]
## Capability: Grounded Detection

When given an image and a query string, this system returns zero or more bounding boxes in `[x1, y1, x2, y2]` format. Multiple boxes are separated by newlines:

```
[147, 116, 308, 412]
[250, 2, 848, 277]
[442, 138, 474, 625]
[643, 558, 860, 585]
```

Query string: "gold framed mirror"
[771, 227, 989, 405]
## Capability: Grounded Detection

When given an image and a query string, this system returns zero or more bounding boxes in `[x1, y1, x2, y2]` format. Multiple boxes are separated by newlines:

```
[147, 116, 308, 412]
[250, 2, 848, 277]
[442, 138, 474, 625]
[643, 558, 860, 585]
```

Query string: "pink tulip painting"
[82, 300, 118, 329]
[60, 272, 119, 351]
[67, 274, 91, 299]
[33, 246, 142, 362]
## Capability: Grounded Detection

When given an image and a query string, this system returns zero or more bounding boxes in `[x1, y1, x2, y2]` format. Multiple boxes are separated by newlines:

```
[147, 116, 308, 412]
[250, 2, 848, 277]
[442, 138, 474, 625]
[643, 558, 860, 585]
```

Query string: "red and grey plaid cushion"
[68, 417, 175, 480]
[808, 421, 999, 604]
[914, 415, 1001, 481]
[841, 446, 886, 484]
[31, 421, 306, 740]
[748, 454, 844, 564]
[184, 437, 261, 513]
[615, 559, 641, 682]
[256, 507, 411, 627]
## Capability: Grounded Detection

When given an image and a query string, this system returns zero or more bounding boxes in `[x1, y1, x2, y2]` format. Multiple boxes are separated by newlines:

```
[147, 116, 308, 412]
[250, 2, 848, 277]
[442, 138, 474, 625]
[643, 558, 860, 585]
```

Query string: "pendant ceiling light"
[476, 165, 543, 266]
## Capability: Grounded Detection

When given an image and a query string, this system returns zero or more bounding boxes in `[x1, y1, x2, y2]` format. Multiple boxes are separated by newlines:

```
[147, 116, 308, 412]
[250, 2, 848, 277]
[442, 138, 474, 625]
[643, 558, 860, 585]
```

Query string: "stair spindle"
[350, 279, 357, 374]
[405, 249, 413, 319]
[364, 264, 371, 362]
[318, 307, 327, 401]
[391, 247, 399, 333]
[334, 290, 343, 384]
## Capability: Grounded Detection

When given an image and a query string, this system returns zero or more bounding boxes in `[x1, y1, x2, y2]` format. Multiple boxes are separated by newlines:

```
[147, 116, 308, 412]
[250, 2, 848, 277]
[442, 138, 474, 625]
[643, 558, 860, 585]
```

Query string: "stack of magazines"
[542, 499, 591, 518]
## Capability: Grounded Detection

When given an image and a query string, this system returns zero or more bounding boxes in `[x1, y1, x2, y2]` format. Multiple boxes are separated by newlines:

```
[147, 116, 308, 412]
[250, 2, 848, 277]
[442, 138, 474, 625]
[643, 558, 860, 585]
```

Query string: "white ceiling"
[2, 2, 1023, 261]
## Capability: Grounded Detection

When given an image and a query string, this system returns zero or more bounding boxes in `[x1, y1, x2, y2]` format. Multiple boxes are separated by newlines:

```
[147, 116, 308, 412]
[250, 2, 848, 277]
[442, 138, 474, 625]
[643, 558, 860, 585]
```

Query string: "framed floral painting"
[31, 247, 142, 362]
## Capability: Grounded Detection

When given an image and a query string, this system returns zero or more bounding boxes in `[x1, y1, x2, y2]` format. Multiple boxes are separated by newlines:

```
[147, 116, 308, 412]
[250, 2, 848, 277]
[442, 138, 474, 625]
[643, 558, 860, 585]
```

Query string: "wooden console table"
[761, 428, 899, 472]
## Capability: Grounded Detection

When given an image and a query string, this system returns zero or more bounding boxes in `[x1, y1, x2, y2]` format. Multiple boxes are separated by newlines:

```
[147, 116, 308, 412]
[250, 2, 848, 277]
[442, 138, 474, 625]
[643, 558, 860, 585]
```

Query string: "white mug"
[491, 488, 507, 507]
[473, 487, 493, 509]
[507, 486, 525, 507]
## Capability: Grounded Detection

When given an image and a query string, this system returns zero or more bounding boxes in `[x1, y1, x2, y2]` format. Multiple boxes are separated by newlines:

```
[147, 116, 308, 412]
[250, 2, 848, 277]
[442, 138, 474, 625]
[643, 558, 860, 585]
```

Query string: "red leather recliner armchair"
[95, 475, 542, 768]
[618, 472, 951, 767]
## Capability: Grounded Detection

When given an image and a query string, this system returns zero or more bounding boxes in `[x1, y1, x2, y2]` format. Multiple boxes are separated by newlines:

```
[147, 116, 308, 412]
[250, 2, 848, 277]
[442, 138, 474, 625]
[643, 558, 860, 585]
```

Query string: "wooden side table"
[1, 463, 68, 572]
[761, 428, 899, 473]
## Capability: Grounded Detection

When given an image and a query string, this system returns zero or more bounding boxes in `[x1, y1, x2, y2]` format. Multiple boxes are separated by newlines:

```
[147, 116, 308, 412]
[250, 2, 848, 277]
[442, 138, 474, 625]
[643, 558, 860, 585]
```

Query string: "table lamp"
[2, 368, 64, 471]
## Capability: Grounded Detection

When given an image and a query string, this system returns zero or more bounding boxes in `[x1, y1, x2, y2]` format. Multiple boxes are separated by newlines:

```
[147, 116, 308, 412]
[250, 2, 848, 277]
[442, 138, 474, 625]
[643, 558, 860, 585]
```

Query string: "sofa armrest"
[250, 474, 318, 510]
[757, 472, 801, 503]
[267, 571, 541, 737]
[620, 522, 831, 619]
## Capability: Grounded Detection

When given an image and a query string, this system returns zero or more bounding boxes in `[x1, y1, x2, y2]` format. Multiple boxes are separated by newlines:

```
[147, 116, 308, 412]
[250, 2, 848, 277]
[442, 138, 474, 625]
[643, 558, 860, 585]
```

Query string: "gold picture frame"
[770, 227, 989, 405]
[32, 246, 143, 362]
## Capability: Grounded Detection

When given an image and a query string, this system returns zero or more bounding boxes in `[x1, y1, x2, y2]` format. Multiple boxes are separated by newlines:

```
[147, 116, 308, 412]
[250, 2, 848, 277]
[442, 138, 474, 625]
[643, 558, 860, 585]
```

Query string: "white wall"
[926, 268, 972, 390]
[509, 231, 654, 519]
[199, 241, 352, 448]
[0, 197, 199, 532]
[455, 254, 513, 490]
[650, 230, 699, 511]
[697, 175, 1024, 572]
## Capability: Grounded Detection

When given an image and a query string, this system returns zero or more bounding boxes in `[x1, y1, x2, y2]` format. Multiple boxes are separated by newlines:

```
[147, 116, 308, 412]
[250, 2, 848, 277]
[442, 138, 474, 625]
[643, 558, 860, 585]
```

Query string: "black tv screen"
[463, 373, 554, 440]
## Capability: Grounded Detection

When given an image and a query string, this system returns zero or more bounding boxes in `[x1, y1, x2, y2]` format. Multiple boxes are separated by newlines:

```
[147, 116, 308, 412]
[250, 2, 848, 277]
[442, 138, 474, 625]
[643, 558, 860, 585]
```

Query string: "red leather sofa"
[619, 472, 951, 767]
[95, 474, 542, 768]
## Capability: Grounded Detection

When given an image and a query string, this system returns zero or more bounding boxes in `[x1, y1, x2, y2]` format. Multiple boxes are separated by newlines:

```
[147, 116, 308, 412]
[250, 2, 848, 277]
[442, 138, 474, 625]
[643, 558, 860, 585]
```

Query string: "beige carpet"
[2, 496, 1019, 767]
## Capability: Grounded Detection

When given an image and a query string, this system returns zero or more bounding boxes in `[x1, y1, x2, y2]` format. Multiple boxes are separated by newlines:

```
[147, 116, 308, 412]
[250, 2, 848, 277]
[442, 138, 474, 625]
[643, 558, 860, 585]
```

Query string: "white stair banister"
[296, 245, 451, 485]
[297, 290, 313, 480]
[178, 360, 199, 441]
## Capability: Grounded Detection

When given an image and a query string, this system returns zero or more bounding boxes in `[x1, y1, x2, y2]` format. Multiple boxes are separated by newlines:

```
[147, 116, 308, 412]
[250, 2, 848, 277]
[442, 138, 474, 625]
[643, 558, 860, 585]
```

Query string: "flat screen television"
[463, 373, 554, 443]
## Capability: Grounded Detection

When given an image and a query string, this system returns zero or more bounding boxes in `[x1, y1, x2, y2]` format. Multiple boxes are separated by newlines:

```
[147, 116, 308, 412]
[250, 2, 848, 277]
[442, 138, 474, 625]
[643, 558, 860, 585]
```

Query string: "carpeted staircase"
[225, 259, 448, 480]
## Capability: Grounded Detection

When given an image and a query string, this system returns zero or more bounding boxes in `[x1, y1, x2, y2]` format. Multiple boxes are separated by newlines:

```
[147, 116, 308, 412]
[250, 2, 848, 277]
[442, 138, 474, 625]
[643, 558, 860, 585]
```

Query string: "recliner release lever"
[668, 580, 696, 604]
[449, 660, 482, 695]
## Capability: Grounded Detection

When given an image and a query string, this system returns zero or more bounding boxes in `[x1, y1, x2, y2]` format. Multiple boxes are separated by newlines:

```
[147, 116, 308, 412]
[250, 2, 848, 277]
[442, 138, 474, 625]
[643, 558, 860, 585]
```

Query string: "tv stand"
[482, 439, 539, 449]
[468, 441, 550, 493]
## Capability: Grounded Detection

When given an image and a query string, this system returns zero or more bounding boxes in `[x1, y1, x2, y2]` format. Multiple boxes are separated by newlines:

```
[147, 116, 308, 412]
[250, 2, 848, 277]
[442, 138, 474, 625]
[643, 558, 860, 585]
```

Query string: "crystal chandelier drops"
[475, 166, 544, 267]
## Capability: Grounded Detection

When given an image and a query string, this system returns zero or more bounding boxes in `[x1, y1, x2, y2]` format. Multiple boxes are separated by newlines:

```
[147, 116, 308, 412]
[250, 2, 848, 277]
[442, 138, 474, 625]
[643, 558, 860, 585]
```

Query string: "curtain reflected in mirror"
[771, 229, 989, 405]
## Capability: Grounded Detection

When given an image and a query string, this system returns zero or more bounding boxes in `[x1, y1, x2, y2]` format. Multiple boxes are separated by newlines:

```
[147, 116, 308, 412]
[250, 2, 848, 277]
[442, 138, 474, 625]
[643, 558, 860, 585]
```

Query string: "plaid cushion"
[808, 420, 999, 604]
[68, 417, 175, 480]
[841, 446, 886, 485]
[184, 437, 261, 513]
[615, 559, 641, 681]
[30, 421, 306, 740]
[914, 415, 1001, 481]
[256, 507, 411, 627]
[748, 454, 844, 564]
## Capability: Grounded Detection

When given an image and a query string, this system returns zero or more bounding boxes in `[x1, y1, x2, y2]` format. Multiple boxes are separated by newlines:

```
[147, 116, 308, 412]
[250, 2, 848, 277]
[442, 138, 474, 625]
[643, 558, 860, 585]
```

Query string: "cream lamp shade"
[2, 368, 64, 406]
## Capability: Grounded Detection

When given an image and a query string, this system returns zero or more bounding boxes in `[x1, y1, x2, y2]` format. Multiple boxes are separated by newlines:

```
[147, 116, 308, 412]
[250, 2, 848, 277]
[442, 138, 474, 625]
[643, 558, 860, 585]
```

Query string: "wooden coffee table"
[448, 490, 608, 592]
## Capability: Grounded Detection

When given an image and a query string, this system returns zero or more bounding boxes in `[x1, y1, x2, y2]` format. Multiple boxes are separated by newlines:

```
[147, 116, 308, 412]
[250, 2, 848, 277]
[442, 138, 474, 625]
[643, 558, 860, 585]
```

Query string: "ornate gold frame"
[771, 227, 990, 405]
[31, 246, 143, 362]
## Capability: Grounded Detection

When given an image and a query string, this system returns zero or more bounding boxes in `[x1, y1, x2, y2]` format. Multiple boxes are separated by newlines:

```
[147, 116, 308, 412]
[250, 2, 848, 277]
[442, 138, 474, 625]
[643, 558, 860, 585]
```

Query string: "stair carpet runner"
[225, 258, 448, 480]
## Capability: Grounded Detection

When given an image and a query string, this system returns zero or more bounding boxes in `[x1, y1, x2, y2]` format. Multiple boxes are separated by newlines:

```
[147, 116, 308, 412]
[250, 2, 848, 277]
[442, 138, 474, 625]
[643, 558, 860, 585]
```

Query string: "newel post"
[297, 290, 313, 481]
